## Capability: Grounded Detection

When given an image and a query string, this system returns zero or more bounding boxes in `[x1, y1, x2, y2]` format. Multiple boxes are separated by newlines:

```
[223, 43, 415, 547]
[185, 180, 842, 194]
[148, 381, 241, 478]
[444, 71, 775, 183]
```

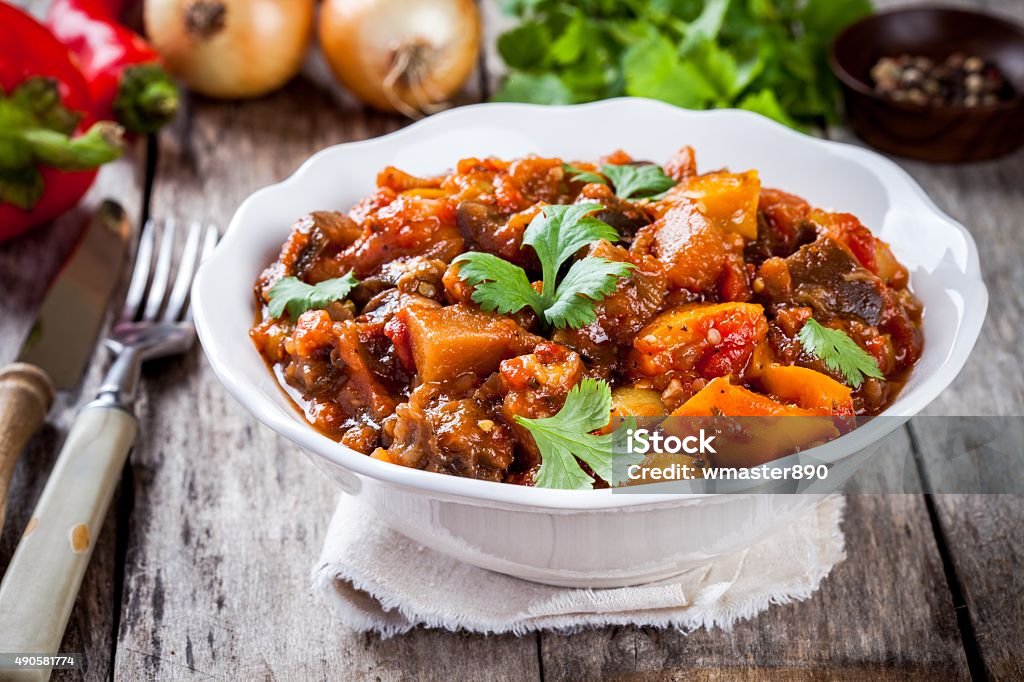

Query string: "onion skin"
[145, 0, 314, 99]
[319, 0, 481, 115]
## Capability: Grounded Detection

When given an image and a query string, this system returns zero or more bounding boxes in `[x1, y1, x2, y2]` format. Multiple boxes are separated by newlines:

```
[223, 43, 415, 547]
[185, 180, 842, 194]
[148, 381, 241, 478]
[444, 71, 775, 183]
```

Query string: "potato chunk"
[598, 387, 667, 435]
[629, 302, 768, 379]
[632, 202, 726, 293]
[611, 387, 666, 420]
[677, 170, 760, 239]
[392, 304, 537, 383]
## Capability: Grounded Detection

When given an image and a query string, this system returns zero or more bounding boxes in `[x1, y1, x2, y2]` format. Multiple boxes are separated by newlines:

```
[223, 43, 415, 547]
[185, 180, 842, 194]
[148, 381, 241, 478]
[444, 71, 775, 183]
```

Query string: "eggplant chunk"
[770, 237, 886, 326]
[553, 240, 667, 366]
[382, 384, 517, 482]
[577, 182, 652, 238]
[455, 200, 532, 265]
[255, 211, 362, 302]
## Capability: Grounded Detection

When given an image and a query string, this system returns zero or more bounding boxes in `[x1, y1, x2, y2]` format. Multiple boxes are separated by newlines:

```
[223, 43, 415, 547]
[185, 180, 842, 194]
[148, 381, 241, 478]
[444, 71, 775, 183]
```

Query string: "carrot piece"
[759, 364, 854, 416]
[668, 378, 839, 468]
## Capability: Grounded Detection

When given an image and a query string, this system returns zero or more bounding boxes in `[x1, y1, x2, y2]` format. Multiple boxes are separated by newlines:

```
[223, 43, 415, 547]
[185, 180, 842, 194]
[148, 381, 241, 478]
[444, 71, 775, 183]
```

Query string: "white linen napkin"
[312, 495, 846, 637]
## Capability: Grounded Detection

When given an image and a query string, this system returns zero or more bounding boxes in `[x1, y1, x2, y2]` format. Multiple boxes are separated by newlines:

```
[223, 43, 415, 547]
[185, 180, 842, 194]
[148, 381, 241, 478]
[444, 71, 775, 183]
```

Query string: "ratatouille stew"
[250, 147, 923, 488]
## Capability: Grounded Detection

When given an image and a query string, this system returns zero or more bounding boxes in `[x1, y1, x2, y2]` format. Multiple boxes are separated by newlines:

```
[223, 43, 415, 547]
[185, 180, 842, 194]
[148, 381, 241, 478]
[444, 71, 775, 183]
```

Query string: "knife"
[0, 201, 131, 530]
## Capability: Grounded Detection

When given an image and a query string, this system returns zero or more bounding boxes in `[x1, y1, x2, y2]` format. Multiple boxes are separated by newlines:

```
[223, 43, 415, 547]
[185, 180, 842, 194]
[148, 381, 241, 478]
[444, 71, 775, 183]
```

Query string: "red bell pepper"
[0, 2, 123, 241]
[47, 0, 179, 134]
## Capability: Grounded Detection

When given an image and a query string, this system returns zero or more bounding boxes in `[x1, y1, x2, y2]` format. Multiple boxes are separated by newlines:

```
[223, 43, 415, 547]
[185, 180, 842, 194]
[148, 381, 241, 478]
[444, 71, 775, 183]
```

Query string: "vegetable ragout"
[250, 147, 923, 488]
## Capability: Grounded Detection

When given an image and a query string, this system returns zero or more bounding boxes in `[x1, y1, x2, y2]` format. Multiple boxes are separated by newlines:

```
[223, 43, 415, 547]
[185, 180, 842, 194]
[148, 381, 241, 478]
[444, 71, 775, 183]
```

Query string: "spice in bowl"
[869, 53, 1013, 107]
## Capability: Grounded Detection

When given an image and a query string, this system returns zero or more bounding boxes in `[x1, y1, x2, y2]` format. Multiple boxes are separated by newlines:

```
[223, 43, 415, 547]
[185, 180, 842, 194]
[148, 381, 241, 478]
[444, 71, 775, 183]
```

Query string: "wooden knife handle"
[0, 404, 137, 680]
[0, 363, 56, 531]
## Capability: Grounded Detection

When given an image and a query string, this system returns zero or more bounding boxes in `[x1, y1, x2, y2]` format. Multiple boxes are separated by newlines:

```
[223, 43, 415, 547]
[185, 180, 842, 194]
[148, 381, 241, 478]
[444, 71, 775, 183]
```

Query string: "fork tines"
[121, 218, 220, 323]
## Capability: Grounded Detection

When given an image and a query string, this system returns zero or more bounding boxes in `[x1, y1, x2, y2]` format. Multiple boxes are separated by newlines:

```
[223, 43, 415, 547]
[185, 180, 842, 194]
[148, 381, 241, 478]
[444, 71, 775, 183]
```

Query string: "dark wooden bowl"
[830, 7, 1024, 162]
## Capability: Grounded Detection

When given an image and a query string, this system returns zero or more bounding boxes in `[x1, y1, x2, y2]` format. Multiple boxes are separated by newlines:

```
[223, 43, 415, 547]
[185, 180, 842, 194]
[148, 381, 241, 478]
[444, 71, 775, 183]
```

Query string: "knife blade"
[16, 201, 132, 390]
[0, 200, 131, 528]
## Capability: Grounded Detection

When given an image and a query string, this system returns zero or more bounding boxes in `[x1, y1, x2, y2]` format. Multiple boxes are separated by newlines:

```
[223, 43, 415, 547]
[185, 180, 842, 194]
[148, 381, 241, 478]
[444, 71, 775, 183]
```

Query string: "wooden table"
[2, 0, 1022, 679]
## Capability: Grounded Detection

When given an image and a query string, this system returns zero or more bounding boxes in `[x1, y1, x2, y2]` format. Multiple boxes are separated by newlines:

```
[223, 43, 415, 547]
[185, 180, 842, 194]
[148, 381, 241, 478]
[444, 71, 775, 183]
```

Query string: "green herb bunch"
[493, 0, 872, 129]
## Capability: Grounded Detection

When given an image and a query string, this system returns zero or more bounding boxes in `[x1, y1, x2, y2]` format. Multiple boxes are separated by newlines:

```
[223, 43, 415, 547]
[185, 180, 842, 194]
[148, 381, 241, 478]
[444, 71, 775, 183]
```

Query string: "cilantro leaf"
[801, 0, 873, 42]
[738, 89, 801, 129]
[515, 378, 614, 489]
[267, 273, 359, 319]
[622, 33, 716, 109]
[563, 163, 606, 185]
[550, 9, 587, 65]
[679, 0, 730, 55]
[602, 164, 677, 200]
[456, 202, 631, 330]
[798, 318, 885, 389]
[497, 21, 551, 70]
[690, 40, 765, 100]
[523, 203, 619, 288]
[546, 257, 633, 328]
[452, 252, 543, 315]
[492, 72, 574, 105]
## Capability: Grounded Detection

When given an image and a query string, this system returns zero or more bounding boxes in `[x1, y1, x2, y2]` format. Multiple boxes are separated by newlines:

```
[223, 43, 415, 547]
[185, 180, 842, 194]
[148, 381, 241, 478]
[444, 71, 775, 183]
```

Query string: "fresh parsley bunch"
[493, 0, 872, 129]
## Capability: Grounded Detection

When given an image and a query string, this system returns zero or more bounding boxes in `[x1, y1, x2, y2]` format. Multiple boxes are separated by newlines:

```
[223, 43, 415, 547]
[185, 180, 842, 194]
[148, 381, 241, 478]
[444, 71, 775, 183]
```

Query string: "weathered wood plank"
[0, 6, 145, 681]
[0, 146, 147, 681]
[825, 0, 1024, 676]
[539, 434, 970, 679]
[111, 78, 541, 681]
[887, 99, 1024, 682]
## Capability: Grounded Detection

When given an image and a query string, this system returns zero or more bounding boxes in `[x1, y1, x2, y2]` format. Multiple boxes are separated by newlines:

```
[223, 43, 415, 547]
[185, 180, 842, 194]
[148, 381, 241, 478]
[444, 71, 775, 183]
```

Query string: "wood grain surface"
[0, 0, 1020, 680]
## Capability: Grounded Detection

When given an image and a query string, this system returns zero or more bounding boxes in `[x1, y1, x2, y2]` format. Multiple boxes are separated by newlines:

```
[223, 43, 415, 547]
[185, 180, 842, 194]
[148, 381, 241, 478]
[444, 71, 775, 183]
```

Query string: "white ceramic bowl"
[192, 99, 987, 587]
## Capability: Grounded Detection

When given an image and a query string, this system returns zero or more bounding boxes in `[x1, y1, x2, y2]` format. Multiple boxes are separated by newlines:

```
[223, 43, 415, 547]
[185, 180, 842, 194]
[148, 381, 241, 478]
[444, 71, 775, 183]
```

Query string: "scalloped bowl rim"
[191, 98, 987, 511]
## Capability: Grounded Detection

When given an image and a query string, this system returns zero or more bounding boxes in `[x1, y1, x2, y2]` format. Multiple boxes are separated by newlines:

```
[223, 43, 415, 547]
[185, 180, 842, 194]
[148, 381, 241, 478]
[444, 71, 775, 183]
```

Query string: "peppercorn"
[868, 52, 1013, 107]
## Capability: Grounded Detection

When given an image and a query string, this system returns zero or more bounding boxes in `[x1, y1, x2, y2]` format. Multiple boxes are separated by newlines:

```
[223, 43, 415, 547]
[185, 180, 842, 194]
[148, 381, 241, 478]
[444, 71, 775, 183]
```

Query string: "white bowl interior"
[192, 99, 987, 510]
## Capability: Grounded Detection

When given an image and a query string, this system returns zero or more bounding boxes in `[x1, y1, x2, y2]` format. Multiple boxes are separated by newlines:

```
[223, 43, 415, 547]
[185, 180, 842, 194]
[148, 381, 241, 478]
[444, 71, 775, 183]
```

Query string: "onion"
[144, 0, 314, 99]
[319, 0, 480, 118]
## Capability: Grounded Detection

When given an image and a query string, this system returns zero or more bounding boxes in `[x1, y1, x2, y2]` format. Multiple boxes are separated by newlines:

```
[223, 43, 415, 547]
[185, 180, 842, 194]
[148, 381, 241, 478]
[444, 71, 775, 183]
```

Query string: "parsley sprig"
[563, 163, 604, 185]
[267, 272, 359, 319]
[515, 378, 615, 489]
[603, 164, 677, 199]
[564, 163, 677, 200]
[798, 318, 885, 389]
[454, 203, 633, 329]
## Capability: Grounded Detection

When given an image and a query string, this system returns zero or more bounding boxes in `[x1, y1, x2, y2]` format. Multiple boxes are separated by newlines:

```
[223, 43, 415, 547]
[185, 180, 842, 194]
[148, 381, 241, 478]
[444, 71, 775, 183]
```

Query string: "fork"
[0, 219, 218, 678]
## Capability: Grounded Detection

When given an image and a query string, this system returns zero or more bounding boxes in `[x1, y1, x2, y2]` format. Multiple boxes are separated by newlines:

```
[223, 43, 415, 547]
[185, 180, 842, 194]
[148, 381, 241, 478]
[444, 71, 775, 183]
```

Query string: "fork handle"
[0, 404, 136, 680]
[0, 363, 55, 531]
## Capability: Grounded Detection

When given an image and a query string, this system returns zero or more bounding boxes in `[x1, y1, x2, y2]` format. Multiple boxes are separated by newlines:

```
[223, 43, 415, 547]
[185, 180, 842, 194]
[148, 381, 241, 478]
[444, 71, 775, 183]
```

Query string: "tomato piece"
[629, 302, 768, 379]
[759, 188, 810, 234]
[807, 209, 879, 274]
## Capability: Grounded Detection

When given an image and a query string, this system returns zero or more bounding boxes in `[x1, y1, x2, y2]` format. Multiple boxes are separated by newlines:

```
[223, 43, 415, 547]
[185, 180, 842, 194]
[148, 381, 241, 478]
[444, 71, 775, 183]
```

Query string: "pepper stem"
[114, 64, 181, 134]
[21, 122, 125, 170]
